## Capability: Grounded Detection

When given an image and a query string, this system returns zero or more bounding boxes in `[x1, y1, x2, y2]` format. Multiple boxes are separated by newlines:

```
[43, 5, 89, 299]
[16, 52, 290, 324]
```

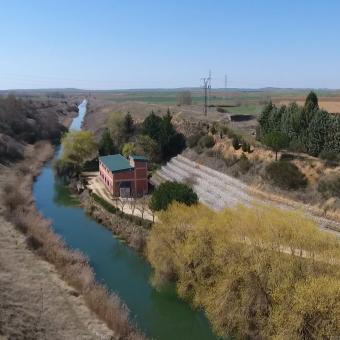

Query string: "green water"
[33, 101, 218, 340]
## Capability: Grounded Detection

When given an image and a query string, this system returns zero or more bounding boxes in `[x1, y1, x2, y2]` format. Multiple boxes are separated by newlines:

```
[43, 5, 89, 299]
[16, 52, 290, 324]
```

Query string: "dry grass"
[1, 142, 145, 340]
[184, 137, 340, 228]
[277, 99, 340, 113]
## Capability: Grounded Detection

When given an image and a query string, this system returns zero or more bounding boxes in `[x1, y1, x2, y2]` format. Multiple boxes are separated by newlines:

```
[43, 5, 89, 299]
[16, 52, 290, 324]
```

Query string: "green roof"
[99, 154, 133, 172]
[131, 155, 148, 161]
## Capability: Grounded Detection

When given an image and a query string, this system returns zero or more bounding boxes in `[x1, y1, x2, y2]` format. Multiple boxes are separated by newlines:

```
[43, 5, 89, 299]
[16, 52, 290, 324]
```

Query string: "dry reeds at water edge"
[2, 178, 146, 340]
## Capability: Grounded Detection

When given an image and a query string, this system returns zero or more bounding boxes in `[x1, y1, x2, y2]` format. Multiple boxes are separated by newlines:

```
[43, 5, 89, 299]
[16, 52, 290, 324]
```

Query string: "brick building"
[99, 154, 148, 197]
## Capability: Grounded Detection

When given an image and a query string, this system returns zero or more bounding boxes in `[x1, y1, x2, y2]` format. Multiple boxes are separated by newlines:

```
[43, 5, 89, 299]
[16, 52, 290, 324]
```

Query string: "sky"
[1, 0, 340, 90]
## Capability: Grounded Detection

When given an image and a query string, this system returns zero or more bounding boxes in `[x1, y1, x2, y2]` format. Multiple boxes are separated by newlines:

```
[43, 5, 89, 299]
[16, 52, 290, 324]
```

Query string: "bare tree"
[177, 91, 192, 105]
[136, 196, 149, 220]
[128, 194, 137, 215]
[119, 198, 128, 213]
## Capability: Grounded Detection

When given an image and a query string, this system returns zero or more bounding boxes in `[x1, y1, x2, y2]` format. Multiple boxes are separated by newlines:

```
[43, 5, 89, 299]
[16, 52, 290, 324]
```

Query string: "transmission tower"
[201, 71, 211, 116]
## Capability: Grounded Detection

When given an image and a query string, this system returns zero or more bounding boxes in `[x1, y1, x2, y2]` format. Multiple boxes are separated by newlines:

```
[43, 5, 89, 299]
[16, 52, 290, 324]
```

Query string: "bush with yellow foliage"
[147, 203, 340, 339]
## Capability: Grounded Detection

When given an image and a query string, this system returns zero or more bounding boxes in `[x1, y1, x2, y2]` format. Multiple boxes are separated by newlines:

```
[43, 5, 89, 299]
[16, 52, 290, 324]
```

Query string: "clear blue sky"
[1, 0, 340, 90]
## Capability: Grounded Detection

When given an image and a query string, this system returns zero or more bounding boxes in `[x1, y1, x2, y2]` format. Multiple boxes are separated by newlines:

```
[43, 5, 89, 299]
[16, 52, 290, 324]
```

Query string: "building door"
[119, 181, 131, 198]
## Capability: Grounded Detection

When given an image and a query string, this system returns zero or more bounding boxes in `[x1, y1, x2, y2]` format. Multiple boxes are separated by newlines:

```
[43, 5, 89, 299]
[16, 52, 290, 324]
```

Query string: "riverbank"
[0, 141, 145, 340]
[0, 142, 107, 339]
[80, 190, 149, 253]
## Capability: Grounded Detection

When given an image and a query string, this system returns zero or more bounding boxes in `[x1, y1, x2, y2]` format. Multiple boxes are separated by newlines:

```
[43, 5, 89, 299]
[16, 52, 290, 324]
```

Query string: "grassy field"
[90, 88, 340, 117]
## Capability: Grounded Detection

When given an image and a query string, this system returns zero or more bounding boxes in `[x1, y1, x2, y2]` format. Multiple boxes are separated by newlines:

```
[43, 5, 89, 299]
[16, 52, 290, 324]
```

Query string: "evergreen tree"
[258, 101, 275, 134]
[304, 91, 319, 112]
[280, 102, 302, 140]
[98, 128, 116, 156]
[263, 131, 289, 160]
[307, 110, 332, 156]
[122, 112, 134, 140]
[142, 111, 163, 140]
[324, 116, 340, 155]
[160, 110, 185, 160]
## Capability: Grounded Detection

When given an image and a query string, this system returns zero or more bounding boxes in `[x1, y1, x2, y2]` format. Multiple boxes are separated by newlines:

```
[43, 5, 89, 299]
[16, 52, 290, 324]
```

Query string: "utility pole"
[201, 71, 211, 116]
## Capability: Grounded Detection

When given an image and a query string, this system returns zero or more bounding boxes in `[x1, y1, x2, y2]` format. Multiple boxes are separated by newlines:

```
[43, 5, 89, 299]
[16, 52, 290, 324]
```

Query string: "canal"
[33, 100, 218, 340]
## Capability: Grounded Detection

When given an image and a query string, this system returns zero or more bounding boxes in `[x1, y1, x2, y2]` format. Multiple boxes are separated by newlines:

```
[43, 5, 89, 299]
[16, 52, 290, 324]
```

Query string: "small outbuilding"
[99, 154, 148, 197]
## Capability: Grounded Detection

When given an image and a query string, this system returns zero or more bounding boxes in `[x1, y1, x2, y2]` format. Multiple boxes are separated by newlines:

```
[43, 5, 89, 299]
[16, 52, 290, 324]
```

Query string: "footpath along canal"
[33, 99, 218, 340]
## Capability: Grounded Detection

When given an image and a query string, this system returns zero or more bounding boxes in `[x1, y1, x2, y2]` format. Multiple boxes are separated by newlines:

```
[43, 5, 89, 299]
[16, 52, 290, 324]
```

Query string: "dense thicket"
[266, 161, 308, 190]
[258, 92, 340, 159]
[0, 95, 66, 162]
[142, 110, 186, 161]
[149, 181, 198, 211]
[99, 109, 186, 164]
[55, 131, 97, 176]
[147, 203, 340, 339]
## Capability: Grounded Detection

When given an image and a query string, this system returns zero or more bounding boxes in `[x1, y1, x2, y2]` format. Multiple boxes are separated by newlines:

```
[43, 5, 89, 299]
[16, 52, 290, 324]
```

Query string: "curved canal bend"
[33, 100, 218, 340]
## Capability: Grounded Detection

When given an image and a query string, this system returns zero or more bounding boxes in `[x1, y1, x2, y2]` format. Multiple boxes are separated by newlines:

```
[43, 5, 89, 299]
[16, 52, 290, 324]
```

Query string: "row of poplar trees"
[258, 92, 340, 157]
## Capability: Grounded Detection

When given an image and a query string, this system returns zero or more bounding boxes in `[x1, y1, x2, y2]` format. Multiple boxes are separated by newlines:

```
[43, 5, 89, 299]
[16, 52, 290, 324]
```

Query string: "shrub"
[210, 126, 217, 135]
[198, 135, 215, 148]
[187, 133, 204, 148]
[238, 153, 252, 174]
[150, 181, 198, 211]
[232, 136, 241, 150]
[319, 150, 340, 163]
[217, 107, 226, 113]
[318, 175, 340, 198]
[288, 139, 306, 153]
[241, 141, 251, 153]
[266, 161, 308, 190]
[2, 182, 26, 214]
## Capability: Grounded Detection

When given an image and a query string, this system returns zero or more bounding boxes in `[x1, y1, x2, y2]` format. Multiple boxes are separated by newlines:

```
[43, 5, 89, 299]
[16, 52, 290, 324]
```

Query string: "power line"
[201, 71, 211, 116]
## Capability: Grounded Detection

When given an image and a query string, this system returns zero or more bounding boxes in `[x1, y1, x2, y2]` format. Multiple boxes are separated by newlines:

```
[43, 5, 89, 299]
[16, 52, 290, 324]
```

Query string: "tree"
[136, 195, 150, 219]
[276, 277, 340, 339]
[304, 91, 319, 112]
[134, 134, 160, 163]
[149, 181, 198, 211]
[123, 112, 134, 139]
[280, 102, 302, 140]
[122, 142, 136, 158]
[159, 110, 186, 160]
[142, 111, 163, 141]
[142, 110, 185, 161]
[263, 131, 289, 161]
[56, 130, 97, 175]
[177, 91, 192, 105]
[306, 110, 332, 156]
[258, 101, 275, 135]
[147, 203, 340, 338]
[98, 128, 117, 156]
[107, 112, 125, 147]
